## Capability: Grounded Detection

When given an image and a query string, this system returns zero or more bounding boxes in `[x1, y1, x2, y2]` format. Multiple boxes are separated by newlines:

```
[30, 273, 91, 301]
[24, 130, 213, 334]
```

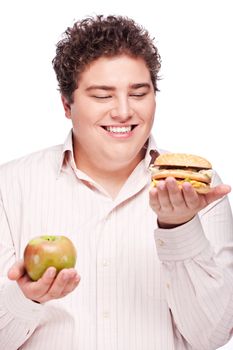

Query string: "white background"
[0, 1, 232, 349]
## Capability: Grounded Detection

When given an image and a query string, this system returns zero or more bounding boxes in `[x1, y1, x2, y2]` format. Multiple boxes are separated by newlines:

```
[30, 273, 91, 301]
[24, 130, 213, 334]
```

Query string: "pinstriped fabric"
[0, 130, 233, 350]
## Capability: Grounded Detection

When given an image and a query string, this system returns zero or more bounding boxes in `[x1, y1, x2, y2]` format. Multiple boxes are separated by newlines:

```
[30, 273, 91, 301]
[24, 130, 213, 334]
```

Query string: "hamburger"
[150, 153, 213, 194]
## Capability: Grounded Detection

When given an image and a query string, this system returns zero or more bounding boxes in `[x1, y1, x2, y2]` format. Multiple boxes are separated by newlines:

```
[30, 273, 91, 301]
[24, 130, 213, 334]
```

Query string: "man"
[0, 15, 232, 350]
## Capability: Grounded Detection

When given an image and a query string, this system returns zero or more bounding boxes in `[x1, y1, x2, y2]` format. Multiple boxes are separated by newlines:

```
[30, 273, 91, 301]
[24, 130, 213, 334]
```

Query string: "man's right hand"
[7, 260, 81, 303]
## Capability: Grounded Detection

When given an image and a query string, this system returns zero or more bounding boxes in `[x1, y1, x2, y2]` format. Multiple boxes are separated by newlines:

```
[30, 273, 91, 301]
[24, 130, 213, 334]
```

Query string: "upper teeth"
[106, 126, 132, 133]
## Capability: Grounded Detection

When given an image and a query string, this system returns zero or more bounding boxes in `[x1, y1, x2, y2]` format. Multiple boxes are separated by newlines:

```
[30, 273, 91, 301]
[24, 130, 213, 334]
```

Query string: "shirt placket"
[96, 211, 117, 350]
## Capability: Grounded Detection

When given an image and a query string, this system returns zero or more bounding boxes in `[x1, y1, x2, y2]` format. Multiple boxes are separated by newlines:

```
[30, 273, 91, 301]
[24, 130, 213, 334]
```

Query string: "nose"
[110, 97, 133, 122]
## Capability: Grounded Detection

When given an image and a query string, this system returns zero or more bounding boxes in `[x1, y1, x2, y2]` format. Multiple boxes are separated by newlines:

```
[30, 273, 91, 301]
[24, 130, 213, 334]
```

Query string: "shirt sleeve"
[154, 171, 233, 350]
[0, 190, 44, 349]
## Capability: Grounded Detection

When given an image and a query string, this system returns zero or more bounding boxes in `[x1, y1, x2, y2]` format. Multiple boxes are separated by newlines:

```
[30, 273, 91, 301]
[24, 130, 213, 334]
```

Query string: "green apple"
[24, 235, 77, 281]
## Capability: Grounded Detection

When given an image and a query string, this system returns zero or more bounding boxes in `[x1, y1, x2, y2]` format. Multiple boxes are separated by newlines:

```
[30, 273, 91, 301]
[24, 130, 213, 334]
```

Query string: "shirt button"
[157, 239, 165, 246]
[103, 260, 109, 267]
[103, 312, 110, 318]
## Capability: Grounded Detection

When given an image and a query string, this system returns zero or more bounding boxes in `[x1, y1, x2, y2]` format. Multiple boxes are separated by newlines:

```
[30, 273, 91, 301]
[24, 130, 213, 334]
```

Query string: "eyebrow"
[85, 83, 151, 91]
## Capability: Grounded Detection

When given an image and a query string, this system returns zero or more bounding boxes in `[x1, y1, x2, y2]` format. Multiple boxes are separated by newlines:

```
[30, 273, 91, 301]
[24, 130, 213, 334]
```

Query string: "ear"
[61, 95, 71, 119]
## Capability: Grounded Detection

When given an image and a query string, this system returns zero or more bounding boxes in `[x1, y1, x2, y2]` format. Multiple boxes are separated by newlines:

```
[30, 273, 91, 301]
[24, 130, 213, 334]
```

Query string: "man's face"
[62, 54, 156, 171]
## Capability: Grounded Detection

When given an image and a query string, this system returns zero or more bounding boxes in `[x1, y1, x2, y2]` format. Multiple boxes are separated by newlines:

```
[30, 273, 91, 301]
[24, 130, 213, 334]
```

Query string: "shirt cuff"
[154, 215, 210, 261]
[2, 281, 44, 321]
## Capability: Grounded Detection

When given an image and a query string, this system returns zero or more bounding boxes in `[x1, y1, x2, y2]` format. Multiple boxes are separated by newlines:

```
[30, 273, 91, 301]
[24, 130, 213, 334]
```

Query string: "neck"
[87, 167, 133, 199]
[74, 151, 145, 199]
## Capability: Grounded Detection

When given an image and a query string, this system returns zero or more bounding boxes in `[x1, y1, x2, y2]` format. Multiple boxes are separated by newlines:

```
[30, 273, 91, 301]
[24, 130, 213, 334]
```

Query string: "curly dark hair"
[52, 15, 161, 103]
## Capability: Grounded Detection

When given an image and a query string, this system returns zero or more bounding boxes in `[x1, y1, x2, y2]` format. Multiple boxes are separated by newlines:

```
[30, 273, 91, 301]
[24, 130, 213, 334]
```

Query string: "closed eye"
[130, 93, 147, 97]
[92, 95, 112, 99]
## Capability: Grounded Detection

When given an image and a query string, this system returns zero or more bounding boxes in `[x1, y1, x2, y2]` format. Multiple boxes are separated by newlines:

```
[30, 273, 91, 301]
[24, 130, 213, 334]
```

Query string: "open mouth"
[101, 125, 138, 133]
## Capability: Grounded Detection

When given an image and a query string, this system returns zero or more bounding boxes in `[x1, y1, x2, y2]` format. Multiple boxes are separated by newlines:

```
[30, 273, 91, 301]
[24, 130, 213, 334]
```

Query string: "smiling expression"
[62, 54, 156, 174]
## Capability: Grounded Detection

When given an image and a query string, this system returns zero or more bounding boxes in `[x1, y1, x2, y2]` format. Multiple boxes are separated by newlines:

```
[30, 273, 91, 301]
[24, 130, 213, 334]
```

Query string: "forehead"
[78, 54, 151, 87]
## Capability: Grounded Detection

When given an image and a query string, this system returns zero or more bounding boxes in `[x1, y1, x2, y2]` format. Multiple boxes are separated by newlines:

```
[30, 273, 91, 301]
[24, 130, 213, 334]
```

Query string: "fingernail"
[49, 268, 56, 278]
[183, 183, 191, 191]
[62, 273, 69, 281]
[158, 183, 165, 190]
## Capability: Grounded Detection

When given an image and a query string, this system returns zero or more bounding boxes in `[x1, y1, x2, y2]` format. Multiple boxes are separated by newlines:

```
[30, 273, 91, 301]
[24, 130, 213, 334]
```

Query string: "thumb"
[206, 184, 231, 205]
[8, 260, 25, 281]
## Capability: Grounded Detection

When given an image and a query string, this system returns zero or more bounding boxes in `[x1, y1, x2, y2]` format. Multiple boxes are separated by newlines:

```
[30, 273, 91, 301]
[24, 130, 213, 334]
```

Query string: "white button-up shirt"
[0, 130, 233, 349]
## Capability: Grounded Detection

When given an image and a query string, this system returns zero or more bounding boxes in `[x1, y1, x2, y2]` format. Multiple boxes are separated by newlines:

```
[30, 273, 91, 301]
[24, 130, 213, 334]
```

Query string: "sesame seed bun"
[154, 153, 212, 169]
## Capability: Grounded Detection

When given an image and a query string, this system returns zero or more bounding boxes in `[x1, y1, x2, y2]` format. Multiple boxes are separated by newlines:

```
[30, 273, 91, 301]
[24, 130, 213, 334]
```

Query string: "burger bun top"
[154, 153, 212, 169]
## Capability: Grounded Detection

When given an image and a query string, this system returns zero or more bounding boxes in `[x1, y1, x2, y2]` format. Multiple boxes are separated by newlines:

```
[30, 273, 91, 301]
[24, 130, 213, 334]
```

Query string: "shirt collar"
[57, 129, 160, 178]
[57, 129, 75, 178]
[143, 134, 160, 168]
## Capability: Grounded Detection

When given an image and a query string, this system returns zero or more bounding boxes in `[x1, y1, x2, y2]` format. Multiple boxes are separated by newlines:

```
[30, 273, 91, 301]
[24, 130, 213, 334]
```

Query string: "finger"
[8, 260, 25, 280]
[60, 273, 81, 297]
[157, 180, 173, 210]
[23, 267, 57, 299]
[205, 184, 231, 205]
[165, 177, 185, 208]
[182, 182, 200, 209]
[43, 268, 77, 301]
[149, 187, 161, 211]
[17, 272, 32, 286]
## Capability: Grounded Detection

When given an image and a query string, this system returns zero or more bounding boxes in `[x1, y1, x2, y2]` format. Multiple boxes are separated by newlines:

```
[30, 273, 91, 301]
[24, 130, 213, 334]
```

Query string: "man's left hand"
[149, 176, 231, 229]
